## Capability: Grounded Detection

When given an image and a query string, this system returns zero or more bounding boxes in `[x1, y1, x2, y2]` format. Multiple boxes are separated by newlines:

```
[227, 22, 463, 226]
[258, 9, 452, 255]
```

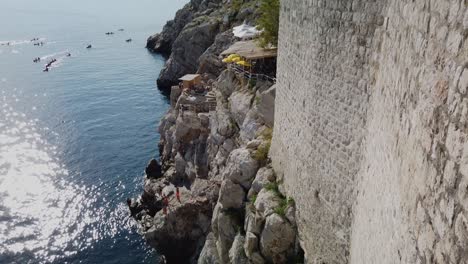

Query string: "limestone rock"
[198, 232, 221, 264]
[146, 0, 223, 55]
[215, 210, 239, 263]
[222, 148, 259, 189]
[198, 30, 236, 78]
[218, 179, 245, 209]
[157, 20, 220, 88]
[212, 109, 237, 138]
[230, 90, 255, 126]
[254, 188, 282, 217]
[216, 70, 241, 99]
[257, 84, 276, 127]
[144, 196, 213, 263]
[455, 213, 468, 248]
[285, 205, 296, 226]
[260, 213, 295, 263]
[239, 108, 264, 144]
[246, 139, 262, 150]
[229, 233, 249, 264]
[249, 167, 276, 198]
[174, 111, 204, 143]
[174, 152, 186, 176]
[244, 231, 260, 258]
[245, 206, 264, 235]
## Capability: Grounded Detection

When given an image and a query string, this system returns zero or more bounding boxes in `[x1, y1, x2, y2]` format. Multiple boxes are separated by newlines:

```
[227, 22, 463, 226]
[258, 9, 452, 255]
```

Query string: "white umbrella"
[233, 23, 260, 40]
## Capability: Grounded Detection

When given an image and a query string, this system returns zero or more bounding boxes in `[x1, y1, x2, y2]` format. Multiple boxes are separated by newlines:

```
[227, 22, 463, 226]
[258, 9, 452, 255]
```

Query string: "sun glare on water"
[0, 89, 131, 262]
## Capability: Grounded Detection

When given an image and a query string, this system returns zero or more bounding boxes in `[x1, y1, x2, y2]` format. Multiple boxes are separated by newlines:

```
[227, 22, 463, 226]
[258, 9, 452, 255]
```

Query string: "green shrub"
[264, 181, 280, 196]
[256, 0, 280, 47]
[274, 196, 294, 217]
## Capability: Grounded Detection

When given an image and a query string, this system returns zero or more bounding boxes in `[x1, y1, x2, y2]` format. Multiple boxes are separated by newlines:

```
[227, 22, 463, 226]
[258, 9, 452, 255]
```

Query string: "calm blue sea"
[0, 0, 186, 263]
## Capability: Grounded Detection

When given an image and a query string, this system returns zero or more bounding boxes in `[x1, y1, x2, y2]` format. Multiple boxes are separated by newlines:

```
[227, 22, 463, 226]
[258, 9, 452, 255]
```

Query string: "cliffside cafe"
[220, 39, 277, 82]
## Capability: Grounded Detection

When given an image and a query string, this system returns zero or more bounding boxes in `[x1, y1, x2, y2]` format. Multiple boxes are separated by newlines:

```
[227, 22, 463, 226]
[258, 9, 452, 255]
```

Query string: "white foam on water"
[40, 50, 68, 61]
[0, 38, 46, 46]
[11, 49, 19, 54]
[1, 78, 6, 82]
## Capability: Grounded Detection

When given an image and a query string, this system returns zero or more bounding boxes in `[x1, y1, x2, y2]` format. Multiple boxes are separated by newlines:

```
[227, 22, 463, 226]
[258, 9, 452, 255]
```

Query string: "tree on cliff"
[256, 0, 280, 48]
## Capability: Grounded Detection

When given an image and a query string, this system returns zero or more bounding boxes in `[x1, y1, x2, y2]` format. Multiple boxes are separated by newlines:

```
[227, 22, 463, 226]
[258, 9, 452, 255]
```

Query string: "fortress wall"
[271, 0, 467, 263]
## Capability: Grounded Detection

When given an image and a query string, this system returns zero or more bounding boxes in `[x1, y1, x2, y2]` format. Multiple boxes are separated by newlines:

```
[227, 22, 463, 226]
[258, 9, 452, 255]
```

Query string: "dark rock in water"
[145, 159, 162, 179]
[127, 198, 144, 218]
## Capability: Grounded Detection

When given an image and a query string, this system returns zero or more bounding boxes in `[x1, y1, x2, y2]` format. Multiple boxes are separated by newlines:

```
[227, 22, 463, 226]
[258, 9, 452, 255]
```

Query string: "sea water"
[0, 0, 186, 263]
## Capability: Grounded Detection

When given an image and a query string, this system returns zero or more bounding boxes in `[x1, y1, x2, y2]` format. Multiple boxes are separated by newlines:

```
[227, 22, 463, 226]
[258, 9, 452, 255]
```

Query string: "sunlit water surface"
[0, 0, 185, 263]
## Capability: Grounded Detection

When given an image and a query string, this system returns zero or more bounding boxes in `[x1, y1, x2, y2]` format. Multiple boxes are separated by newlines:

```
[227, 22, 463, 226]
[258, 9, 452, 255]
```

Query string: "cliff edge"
[146, 0, 260, 89]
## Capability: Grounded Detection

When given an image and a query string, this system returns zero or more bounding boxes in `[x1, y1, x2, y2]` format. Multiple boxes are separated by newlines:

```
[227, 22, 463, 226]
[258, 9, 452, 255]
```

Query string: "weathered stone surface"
[218, 179, 245, 209]
[260, 213, 295, 263]
[215, 210, 239, 263]
[198, 232, 221, 264]
[245, 206, 264, 235]
[229, 90, 255, 126]
[246, 139, 262, 150]
[254, 188, 281, 218]
[239, 108, 264, 144]
[257, 84, 276, 127]
[244, 231, 259, 258]
[216, 70, 241, 99]
[229, 233, 249, 264]
[249, 167, 276, 198]
[198, 30, 236, 78]
[143, 196, 213, 263]
[271, 0, 468, 262]
[157, 20, 220, 88]
[222, 148, 259, 189]
[146, 0, 223, 56]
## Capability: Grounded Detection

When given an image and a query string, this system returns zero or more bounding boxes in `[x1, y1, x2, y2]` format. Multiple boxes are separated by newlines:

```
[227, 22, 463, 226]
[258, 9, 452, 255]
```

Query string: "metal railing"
[229, 64, 276, 83]
[179, 101, 216, 113]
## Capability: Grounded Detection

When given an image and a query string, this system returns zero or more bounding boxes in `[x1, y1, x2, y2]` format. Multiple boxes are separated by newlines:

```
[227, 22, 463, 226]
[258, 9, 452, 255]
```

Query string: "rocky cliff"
[134, 1, 305, 262]
[134, 0, 468, 263]
[130, 68, 302, 263]
[147, 0, 261, 89]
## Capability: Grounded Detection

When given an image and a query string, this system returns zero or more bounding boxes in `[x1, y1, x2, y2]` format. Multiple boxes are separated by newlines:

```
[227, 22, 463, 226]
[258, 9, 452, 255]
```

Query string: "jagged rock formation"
[271, 0, 468, 263]
[130, 66, 303, 263]
[147, 0, 261, 89]
[135, 0, 468, 263]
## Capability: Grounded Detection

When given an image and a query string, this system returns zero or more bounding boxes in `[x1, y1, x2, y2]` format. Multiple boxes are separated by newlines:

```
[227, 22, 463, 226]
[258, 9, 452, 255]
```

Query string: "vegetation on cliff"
[256, 0, 280, 47]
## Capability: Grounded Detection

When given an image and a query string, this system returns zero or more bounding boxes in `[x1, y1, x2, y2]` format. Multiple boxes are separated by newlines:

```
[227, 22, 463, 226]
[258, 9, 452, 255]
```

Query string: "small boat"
[126, 38, 132, 42]
[86, 44, 92, 49]
[118, 28, 124, 31]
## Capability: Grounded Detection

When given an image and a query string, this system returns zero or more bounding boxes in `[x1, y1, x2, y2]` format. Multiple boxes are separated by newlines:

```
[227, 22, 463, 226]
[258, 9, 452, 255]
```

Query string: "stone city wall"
[271, 0, 467, 263]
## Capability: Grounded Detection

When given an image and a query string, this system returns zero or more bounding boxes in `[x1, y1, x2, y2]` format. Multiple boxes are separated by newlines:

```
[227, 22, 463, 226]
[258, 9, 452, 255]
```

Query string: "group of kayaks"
[85, 28, 132, 50]
[32, 28, 132, 73]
